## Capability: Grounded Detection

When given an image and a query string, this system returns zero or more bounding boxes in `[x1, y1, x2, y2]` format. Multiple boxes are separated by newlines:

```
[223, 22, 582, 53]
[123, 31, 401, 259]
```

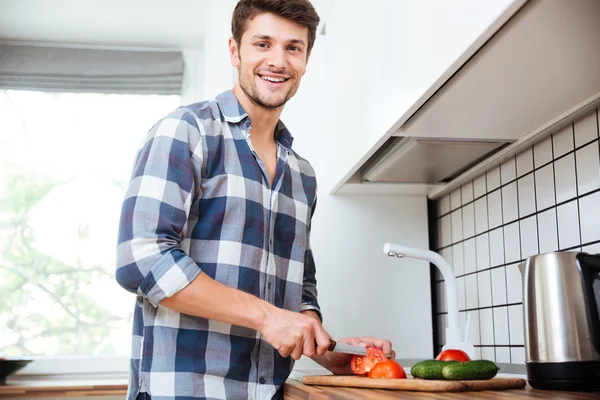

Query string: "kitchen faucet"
[383, 243, 475, 359]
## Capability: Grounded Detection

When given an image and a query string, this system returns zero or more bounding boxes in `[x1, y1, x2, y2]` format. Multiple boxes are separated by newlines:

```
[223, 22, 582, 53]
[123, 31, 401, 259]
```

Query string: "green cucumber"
[411, 360, 459, 379]
[410, 360, 431, 378]
[441, 360, 500, 380]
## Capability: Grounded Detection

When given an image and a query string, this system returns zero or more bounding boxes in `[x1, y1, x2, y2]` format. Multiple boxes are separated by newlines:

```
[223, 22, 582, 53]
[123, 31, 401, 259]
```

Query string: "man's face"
[230, 12, 310, 109]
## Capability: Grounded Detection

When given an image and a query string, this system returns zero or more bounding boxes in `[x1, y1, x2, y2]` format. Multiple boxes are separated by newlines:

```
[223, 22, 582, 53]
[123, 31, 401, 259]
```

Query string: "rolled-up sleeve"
[115, 109, 204, 307]
[300, 196, 322, 322]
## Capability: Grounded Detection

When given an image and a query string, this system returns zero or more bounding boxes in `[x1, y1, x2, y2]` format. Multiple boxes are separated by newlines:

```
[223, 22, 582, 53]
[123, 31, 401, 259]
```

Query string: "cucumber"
[411, 360, 459, 380]
[410, 360, 431, 378]
[442, 360, 500, 380]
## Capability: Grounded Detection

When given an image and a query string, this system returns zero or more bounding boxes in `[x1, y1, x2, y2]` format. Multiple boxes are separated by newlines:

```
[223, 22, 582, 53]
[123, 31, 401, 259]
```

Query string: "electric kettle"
[519, 251, 600, 390]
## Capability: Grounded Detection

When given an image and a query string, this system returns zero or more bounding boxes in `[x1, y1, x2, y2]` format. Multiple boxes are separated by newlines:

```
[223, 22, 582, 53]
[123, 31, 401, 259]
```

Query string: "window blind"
[0, 44, 183, 95]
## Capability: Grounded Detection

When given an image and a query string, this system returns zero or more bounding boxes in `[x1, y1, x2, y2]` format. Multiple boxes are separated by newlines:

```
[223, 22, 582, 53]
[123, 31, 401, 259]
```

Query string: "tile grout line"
[551, 131, 560, 252]
[491, 166, 503, 359]
[574, 122, 584, 253]
[436, 301, 524, 315]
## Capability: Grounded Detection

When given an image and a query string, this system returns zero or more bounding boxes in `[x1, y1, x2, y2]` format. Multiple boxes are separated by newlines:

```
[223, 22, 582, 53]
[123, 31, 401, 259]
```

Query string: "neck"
[232, 84, 283, 144]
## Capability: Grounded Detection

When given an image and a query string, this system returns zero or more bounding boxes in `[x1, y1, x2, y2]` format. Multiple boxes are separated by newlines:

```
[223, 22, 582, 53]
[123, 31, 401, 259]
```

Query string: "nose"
[267, 46, 287, 70]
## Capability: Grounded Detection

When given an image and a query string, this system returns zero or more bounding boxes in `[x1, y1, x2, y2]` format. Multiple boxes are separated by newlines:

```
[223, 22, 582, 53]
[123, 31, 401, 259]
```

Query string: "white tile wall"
[534, 136, 553, 167]
[554, 154, 577, 203]
[487, 166, 501, 192]
[493, 307, 510, 345]
[574, 110, 599, 148]
[535, 164, 555, 210]
[474, 197, 488, 235]
[476, 233, 490, 271]
[434, 108, 600, 364]
[491, 267, 507, 306]
[517, 174, 536, 217]
[477, 270, 492, 308]
[537, 209, 558, 254]
[516, 148, 533, 177]
[462, 203, 475, 239]
[452, 242, 465, 276]
[501, 159, 516, 184]
[462, 181, 474, 204]
[489, 228, 504, 267]
[502, 182, 518, 224]
[557, 200, 580, 249]
[552, 125, 574, 158]
[575, 142, 600, 195]
[488, 190, 503, 229]
[580, 192, 600, 244]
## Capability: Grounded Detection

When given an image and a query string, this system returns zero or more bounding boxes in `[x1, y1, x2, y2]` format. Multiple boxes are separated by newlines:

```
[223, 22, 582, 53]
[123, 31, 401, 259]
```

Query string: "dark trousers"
[136, 393, 151, 400]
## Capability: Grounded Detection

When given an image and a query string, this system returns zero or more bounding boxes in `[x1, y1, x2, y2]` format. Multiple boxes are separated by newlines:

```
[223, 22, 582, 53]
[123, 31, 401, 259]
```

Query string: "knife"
[325, 338, 393, 359]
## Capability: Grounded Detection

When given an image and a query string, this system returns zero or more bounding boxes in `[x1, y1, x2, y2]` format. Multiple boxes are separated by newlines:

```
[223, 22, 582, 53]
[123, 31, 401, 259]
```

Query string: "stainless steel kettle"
[519, 251, 600, 390]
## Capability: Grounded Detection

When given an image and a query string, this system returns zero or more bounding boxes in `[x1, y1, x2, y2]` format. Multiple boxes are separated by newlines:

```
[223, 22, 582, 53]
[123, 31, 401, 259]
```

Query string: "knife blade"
[326, 338, 393, 359]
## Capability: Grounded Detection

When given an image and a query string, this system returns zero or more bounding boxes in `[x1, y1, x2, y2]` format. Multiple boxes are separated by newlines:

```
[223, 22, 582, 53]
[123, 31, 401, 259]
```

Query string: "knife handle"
[315, 338, 337, 351]
[327, 338, 336, 351]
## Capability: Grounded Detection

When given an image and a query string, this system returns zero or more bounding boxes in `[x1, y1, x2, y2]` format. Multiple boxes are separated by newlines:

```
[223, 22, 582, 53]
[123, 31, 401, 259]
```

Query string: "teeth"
[262, 76, 286, 82]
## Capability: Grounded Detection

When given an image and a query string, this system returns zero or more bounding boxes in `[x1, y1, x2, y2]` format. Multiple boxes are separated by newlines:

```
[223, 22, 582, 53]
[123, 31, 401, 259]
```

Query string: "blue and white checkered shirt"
[116, 90, 321, 400]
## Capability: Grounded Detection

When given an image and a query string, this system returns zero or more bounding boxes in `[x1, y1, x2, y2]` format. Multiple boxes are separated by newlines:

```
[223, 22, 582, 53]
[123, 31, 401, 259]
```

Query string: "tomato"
[367, 360, 407, 379]
[350, 347, 387, 375]
[435, 349, 470, 362]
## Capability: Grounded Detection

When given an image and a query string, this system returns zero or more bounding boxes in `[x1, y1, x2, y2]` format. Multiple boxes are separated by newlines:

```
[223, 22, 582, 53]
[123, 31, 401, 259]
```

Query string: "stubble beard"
[237, 60, 298, 109]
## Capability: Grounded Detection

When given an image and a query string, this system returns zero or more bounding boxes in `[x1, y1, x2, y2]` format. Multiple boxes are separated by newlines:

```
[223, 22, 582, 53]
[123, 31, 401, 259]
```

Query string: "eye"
[256, 42, 268, 48]
[288, 46, 301, 52]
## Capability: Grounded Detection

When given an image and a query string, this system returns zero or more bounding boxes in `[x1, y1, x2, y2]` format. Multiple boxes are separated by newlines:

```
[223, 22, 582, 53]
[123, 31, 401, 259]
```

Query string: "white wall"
[323, 0, 515, 191]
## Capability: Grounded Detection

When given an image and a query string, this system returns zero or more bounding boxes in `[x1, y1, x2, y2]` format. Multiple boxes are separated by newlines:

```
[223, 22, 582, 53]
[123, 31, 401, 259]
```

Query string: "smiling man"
[116, 1, 394, 399]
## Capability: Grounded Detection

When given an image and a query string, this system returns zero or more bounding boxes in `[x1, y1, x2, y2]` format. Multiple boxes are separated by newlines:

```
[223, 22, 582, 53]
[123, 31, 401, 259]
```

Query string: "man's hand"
[299, 311, 396, 375]
[258, 306, 331, 360]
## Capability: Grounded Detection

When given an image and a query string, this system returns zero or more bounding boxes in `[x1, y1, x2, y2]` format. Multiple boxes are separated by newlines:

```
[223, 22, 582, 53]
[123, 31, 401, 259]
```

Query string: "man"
[116, 1, 395, 399]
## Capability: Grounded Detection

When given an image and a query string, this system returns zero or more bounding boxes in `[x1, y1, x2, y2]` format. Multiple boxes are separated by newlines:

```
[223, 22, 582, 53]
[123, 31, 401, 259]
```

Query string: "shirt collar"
[216, 90, 248, 123]
[216, 90, 294, 152]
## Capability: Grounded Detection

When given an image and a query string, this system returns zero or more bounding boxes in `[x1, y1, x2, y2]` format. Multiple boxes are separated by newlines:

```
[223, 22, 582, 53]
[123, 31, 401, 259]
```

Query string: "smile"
[259, 75, 289, 83]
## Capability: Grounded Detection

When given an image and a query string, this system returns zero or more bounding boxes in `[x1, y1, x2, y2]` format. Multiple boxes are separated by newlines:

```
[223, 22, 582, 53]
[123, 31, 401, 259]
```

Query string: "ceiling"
[0, 0, 334, 49]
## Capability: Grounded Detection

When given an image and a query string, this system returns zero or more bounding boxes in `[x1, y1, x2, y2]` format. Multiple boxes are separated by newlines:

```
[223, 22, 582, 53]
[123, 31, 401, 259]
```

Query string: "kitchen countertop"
[285, 361, 600, 400]
[284, 380, 600, 399]
[0, 377, 128, 398]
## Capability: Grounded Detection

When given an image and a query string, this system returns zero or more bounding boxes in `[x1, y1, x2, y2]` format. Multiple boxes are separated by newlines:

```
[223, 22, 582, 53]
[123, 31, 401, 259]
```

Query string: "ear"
[229, 37, 240, 67]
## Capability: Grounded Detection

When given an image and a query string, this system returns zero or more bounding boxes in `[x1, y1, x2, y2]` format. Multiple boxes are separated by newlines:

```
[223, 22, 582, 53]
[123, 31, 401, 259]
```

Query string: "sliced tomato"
[435, 349, 470, 362]
[350, 347, 387, 375]
[367, 360, 407, 379]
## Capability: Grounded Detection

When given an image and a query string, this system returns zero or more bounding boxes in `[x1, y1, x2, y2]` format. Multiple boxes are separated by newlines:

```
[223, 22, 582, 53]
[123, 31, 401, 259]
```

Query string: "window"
[0, 90, 180, 363]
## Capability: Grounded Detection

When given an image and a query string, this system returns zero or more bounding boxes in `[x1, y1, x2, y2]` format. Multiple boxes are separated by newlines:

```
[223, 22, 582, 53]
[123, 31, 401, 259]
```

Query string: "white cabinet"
[326, 0, 600, 197]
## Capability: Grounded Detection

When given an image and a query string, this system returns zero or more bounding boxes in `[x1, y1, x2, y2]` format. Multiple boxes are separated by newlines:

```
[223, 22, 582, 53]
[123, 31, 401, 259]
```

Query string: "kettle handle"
[576, 253, 600, 356]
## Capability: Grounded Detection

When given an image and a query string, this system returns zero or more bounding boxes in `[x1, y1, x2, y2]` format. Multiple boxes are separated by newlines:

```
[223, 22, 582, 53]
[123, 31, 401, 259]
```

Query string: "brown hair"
[232, 0, 320, 55]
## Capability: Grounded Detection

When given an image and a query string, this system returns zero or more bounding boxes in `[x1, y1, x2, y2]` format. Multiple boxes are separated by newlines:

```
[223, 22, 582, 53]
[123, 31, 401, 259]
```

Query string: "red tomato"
[367, 360, 407, 379]
[436, 349, 470, 362]
[350, 347, 387, 375]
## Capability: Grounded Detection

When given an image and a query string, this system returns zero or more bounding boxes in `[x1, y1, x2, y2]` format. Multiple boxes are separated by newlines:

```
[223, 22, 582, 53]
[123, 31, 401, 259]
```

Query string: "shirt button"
[267, 282, 272, 289]
[259, 376, 266, 384]
[246, 121, 251, 127]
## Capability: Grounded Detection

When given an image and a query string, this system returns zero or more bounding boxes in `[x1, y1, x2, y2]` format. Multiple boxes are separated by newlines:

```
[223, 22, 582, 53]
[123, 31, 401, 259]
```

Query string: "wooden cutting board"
[302, 375, 527, 392]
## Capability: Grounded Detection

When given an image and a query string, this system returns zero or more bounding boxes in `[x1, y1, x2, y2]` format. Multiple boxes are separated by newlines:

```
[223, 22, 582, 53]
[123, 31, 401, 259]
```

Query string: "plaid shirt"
[116, 90, 321, 400]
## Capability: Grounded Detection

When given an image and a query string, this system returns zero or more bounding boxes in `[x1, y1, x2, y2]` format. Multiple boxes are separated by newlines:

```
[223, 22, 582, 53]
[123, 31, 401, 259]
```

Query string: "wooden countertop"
[3, 376, 599, 399]
[0, 378, 128, 398]
[283, 380, 600, 399]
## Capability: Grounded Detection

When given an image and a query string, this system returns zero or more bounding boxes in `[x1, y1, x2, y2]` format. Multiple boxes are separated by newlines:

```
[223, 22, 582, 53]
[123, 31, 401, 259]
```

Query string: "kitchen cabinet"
[330, 0, 600, 199]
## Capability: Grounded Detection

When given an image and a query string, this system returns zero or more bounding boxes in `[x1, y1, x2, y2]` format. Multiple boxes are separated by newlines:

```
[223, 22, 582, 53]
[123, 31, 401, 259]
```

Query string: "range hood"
[361, 137, 511, 184]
